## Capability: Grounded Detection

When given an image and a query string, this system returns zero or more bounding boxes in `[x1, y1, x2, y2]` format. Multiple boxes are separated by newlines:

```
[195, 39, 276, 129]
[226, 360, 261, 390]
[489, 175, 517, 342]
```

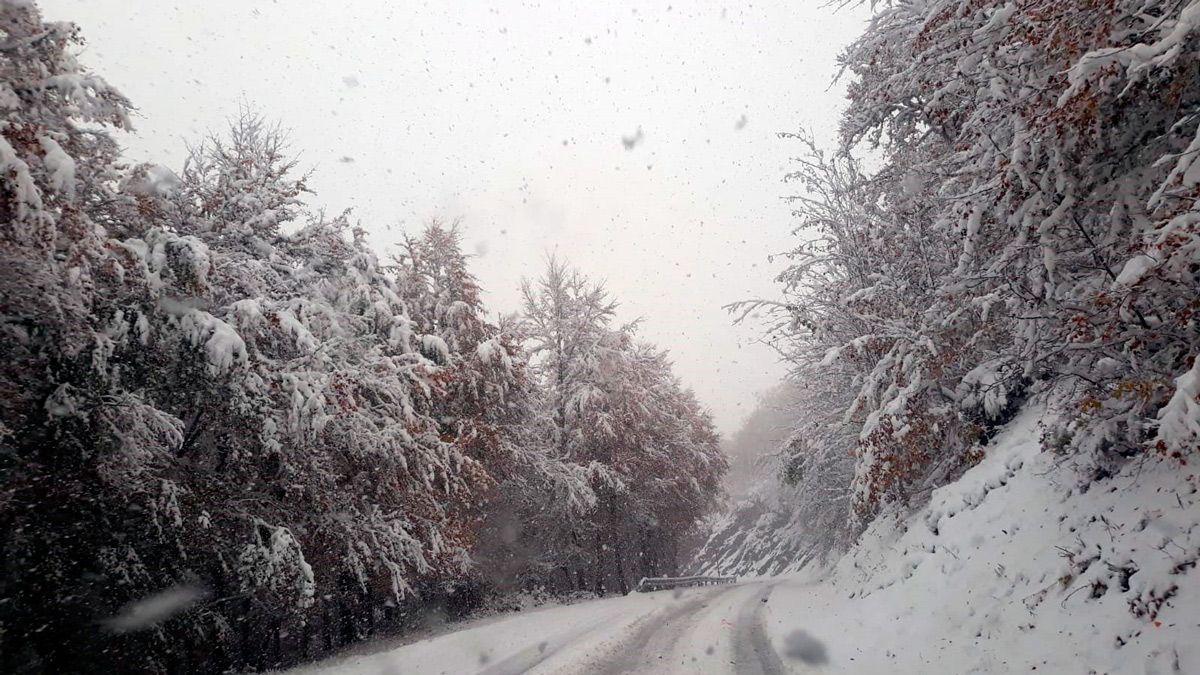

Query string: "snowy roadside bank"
[762, 406, 1199, 673]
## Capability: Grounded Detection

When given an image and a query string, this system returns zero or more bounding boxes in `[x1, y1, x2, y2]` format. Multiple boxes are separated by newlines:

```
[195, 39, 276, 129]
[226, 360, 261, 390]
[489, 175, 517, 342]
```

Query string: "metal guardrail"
[634, 575, 737, 593]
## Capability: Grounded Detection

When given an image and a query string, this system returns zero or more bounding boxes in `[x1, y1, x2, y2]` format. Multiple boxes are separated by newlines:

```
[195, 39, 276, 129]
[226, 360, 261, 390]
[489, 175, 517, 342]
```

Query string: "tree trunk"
[614, 541, 630, 595]
[592, 532, 605, 595]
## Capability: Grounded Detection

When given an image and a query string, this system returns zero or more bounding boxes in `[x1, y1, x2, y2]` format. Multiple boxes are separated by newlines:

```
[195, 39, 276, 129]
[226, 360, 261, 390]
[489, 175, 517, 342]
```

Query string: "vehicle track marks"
[594, 585, 736, 675]
[733, 582, 786, 675]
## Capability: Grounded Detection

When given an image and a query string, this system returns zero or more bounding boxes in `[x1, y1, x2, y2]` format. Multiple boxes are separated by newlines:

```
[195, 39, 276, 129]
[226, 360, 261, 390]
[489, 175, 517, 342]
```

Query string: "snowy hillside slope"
[761, 405, 1200, 673]
[691, 485, 820, 578]
[691, 383, 833, 578]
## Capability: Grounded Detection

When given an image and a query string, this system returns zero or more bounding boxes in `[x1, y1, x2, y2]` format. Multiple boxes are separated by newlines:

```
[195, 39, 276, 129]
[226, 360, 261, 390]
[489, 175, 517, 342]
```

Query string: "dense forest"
[0, 4, 725, 672]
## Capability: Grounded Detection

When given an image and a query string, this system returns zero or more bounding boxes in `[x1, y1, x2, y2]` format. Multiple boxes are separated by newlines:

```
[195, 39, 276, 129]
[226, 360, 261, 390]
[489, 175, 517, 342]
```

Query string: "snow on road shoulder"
[285, 587, 709, 675]
[763, 405, 1200, 673]
[285, 582, 789, 675]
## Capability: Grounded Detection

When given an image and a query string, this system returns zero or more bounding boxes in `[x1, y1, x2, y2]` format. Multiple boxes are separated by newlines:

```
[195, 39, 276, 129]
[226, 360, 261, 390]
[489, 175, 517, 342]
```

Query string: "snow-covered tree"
[125, 115, 512, 667]
[734, 0, 1200, 555]
[391, 221, 533, 587]
[1, 17, 504, 664]
[838, 0, 1200, 472]
[393, 221, 524, 477]
[516, 258, 726, 594]
[0, 3, 159, 670]
[601, 340, 726, 584]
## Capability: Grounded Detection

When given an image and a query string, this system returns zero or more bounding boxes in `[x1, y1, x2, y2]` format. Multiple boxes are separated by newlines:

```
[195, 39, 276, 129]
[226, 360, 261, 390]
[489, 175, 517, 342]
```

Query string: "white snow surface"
[765, 405, 1199, 673]
[286, 581, 799, 675]
[289, 405, 1199, 674]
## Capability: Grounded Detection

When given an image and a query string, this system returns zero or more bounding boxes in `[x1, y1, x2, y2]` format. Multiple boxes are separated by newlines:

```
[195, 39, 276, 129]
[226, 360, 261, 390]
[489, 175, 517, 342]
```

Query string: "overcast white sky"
[42, 0, 868, 434]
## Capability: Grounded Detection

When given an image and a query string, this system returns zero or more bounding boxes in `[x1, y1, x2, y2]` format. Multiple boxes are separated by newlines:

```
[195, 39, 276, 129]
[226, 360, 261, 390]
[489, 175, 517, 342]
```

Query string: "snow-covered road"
[290, 579, 816, 674]
[285, 406, 1200, 675]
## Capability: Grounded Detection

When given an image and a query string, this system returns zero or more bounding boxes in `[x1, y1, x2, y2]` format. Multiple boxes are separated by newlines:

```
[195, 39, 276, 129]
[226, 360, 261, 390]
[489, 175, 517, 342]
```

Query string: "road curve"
[289, 579, 795, 675]
[587, 581, 786, 675]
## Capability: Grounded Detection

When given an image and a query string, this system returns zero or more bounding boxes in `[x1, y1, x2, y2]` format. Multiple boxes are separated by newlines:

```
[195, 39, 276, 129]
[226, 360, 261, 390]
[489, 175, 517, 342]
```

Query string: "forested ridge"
[0, 3, 725, 672]
[699, 0, 1200, 596]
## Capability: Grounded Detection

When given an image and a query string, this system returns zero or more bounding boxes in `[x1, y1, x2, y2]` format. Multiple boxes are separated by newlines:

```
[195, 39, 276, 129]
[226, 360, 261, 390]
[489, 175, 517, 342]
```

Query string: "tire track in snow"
[593, 585, 738, 674]
[580, 581, 788, 674]
[476, 587, 725, 675]
[732, 582, 786, 675]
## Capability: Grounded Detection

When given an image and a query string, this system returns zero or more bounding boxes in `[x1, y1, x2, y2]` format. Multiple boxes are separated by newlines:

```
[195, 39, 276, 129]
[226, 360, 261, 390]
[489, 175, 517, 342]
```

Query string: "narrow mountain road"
[289, 579, 805, 675]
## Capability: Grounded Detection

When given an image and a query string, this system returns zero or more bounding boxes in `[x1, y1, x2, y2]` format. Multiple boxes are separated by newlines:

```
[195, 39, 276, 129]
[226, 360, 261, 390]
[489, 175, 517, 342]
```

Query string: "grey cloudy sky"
[42, 0, 867, 434]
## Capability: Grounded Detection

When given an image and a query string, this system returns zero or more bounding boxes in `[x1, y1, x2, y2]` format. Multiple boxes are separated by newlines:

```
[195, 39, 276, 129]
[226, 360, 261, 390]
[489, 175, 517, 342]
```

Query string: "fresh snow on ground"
[765, 404, 1199, 673]
[285, 583, 782, 672]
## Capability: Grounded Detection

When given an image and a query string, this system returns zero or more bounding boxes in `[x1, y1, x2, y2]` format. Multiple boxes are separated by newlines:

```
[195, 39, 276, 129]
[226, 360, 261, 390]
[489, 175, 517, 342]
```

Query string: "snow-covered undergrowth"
[765, 405, 1199, 673]
[473, 588, 599, 619]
